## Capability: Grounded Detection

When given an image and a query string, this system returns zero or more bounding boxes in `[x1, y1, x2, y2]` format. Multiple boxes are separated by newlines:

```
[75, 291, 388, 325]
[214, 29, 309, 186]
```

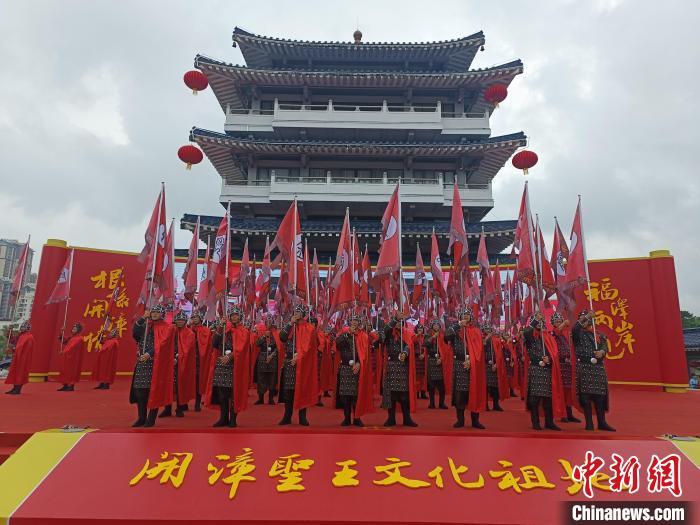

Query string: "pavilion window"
[272, 168, 300, 183]
[308, 168, 327, 183]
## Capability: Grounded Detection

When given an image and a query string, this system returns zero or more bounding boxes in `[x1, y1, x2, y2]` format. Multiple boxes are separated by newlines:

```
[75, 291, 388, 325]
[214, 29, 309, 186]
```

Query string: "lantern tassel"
[523, 168, 529, 176]
[192, 89, 198, 96]
[186, 163, 193, 170]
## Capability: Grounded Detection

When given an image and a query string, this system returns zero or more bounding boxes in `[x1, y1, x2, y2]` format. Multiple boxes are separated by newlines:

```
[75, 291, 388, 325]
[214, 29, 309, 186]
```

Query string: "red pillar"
[29, 239, 69, 380]
[647, 250, 688, 392]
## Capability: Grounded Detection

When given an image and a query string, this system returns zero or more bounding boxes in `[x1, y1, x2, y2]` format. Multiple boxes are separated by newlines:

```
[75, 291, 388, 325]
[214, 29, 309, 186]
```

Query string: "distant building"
[183, 27, 525, 263]
[0, 239, 34, 320]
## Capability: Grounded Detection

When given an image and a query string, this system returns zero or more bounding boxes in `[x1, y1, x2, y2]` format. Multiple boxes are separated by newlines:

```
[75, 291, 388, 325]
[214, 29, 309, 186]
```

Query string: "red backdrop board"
[6, 431, 699, 524]
[27, 242, 688, 390]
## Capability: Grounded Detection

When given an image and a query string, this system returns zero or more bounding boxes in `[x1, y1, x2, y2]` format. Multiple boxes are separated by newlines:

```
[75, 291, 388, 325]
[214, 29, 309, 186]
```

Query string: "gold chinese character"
[594, 310, 613, 330]
[332, 459, 360, 487]
[447, 458, 485, 489]
[115, 288, 130, 308]
[82, 331, 103, 353]
[91, 271, 107, 289]
[129, 452, 193, 489]
[207, 448, 256, 499]
[374, 458, 430, 489]
[585, 282, 600, 302]
[559, 459, 612, 496]
[600, 278, 619, 301]
[610, 298, 629, 319]
[489, 460, 554, 493]
[268, 454, 315, 492]
[108, 269, 122, 290]
[83, 299, 108, 319]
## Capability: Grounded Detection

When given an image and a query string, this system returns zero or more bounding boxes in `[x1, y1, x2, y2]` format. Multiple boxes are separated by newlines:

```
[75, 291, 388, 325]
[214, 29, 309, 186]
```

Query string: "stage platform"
[1, 379, 699, 524]
[1, 378, 699, 438]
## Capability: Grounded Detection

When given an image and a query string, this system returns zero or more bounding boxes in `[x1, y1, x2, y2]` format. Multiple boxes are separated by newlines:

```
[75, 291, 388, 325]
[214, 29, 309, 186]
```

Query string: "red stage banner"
[3, 431, 697, 524]
[27, 241, 688, 390]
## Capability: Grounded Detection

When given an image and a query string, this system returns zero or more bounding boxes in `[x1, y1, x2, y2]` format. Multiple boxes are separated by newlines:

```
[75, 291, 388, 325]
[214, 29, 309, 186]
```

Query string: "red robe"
[191, 324, 214, 392]
[146, 320, 176, 410]
[464, 325, 487, 414]
[278, 320, 319, 410]
[554, 327, 579, 409]
[435, 331, 453, 395]
[319, 331, 336, 392]
[175, 326, 197, 404]
[91, 337, 119, 384]
[491, 337, 511, 400]
[354, 330, 374, 418]
[5, 332, 34, 386]
[504, 339, 521, 396]
[205, 323, 250, 414]
[57, 334, 85, 385]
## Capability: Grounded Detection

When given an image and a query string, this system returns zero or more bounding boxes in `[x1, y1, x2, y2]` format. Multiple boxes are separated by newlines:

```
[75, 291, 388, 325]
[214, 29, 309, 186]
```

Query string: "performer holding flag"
[4, 321, 34, 395]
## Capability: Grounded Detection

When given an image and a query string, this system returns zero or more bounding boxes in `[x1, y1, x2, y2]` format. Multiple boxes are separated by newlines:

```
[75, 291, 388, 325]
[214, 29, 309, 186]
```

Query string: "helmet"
[174, 311, 188, 322]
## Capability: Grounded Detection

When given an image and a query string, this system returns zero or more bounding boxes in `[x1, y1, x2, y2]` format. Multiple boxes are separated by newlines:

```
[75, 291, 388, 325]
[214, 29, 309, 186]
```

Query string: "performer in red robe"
[380, 312, 418, 427]
[5, 322, 34, 395]
[423, 318, 449, 409]
[57, 322, 86, 391]
[278, 304, 319, 426]
[523, 313, 566, 431]
[319, 325, 336, 398]
[251, 318, 282, 405]
[92, 328, 120, 389]
[189, 311, 213, 412]
[503, 332, 521, 399]
[444, 308, 486, 429]
[333, 315, 374, 426]
[129, 304, 176, 427]
[207, 306, 251, 428]
[550, 313, 581, 423]
[483, 325, 510, 411]
[158, 312, 196, 418]
[413, 323, 427, 399]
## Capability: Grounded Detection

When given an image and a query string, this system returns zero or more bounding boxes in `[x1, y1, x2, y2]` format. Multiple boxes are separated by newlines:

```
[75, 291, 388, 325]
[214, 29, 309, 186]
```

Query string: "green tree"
[681, 310, 700, 329]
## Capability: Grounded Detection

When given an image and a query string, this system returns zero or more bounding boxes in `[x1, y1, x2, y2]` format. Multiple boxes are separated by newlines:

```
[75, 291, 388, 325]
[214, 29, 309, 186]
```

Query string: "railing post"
[326, 170, 331, 185]
[382, 100, 388, 112]
[436, 100, 442, 114]
[274, 98, 279, 112]
[382, 171, 388, 185]
[328, 99, 333, 112]
[225, 104, 231, 115]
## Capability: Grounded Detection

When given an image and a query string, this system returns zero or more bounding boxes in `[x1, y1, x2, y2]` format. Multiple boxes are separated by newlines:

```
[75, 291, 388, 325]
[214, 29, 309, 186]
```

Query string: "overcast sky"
[1, 0, 699, 310]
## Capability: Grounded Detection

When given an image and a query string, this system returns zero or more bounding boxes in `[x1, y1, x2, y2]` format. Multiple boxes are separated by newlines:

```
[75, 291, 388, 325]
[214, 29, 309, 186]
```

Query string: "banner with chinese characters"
[577, 253, 688, 389]
[2, 431, 697, 524]
[28, 243, 688, 389]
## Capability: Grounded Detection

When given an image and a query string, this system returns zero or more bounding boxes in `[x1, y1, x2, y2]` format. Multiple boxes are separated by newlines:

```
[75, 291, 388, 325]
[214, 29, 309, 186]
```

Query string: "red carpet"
[2, 378, 699, 439]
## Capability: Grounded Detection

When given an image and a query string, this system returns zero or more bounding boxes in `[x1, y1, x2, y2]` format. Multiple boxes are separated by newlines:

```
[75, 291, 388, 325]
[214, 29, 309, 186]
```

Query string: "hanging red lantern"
[183, 70, 208, 95]
[178, 145, 204, 170]
[512, 150, 538, 175]
[484, 83, 508, 107]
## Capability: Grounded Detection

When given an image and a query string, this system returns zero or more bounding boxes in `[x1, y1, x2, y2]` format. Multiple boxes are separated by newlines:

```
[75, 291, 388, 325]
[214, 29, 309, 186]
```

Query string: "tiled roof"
[684, 328, 700, 350]
[195, 54, 523, 112]
[232, 27, 485, 71]
[190, 127, 526, 186]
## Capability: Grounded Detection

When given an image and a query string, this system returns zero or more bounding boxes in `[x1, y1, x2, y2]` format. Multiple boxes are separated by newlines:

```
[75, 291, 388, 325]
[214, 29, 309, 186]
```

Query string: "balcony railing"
[229, 174, 490, 191]
[224, 100, 490, 135]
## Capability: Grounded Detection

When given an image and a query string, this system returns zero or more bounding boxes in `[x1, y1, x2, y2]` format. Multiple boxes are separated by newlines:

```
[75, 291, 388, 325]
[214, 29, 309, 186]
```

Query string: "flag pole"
[142, 183, 164, 356]
[59, 249, 74, 354]
[397, 182, 404, 353]
[577, 195, 600, 349]
[9, 234, 31, 343]
[223, 200, 231, 357]
[534, 214, 548, 359]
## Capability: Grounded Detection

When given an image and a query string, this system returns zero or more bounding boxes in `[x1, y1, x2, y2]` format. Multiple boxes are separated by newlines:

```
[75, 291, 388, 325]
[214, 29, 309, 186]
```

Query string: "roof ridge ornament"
[353, 29, 363, 45]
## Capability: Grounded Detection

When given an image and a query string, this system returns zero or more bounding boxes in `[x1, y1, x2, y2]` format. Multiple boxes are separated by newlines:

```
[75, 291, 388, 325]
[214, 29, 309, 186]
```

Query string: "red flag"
[256, 237, 272, 308]
[412, 243, 426, 308]
[504, 271, 512, 326]
[477, 229, 495, 302]
[10, 238, 30, 307]
[197, 240, 211, 306]
[551, 217, 569, 285]
[375, 184, 401, 277]
[512, 183, 536, 287]
[270, 200, 299, 264]
[470, 272, 481, 318]
[535, 220, 556, 298]
[230, 238, 249, 299]
[447, 182, 469, 271]
[210, 211, 230, 297]
[430, 230, 446, 299]
[182, 216, 200, 299]
[352, 231, 362, 302]
[330, 209, 354, 311]
[159, 220, 176, 305]
[138, 186, 163, 263]
[510, 270, 522, 323]
[360, 247, 371, 306]
[563, 198, 587, 289]
[46, 249, 74, 305]
[491, 262, 503, 325]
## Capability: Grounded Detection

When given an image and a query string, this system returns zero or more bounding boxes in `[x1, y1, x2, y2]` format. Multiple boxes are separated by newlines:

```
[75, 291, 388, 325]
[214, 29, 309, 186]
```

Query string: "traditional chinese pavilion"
[182, 27, 526, 262]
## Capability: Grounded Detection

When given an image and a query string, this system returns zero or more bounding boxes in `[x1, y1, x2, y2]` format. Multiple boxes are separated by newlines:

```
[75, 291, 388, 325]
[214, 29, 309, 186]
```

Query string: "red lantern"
[183, 70, 208, 95]
[178, 145, 204, 170]
[512, 150, 538, 175]
[484, 83, 508, 107]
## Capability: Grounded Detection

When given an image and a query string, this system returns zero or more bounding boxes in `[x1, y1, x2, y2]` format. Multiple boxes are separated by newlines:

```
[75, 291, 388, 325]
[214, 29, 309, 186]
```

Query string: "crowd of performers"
[3, 304, 614, 433]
